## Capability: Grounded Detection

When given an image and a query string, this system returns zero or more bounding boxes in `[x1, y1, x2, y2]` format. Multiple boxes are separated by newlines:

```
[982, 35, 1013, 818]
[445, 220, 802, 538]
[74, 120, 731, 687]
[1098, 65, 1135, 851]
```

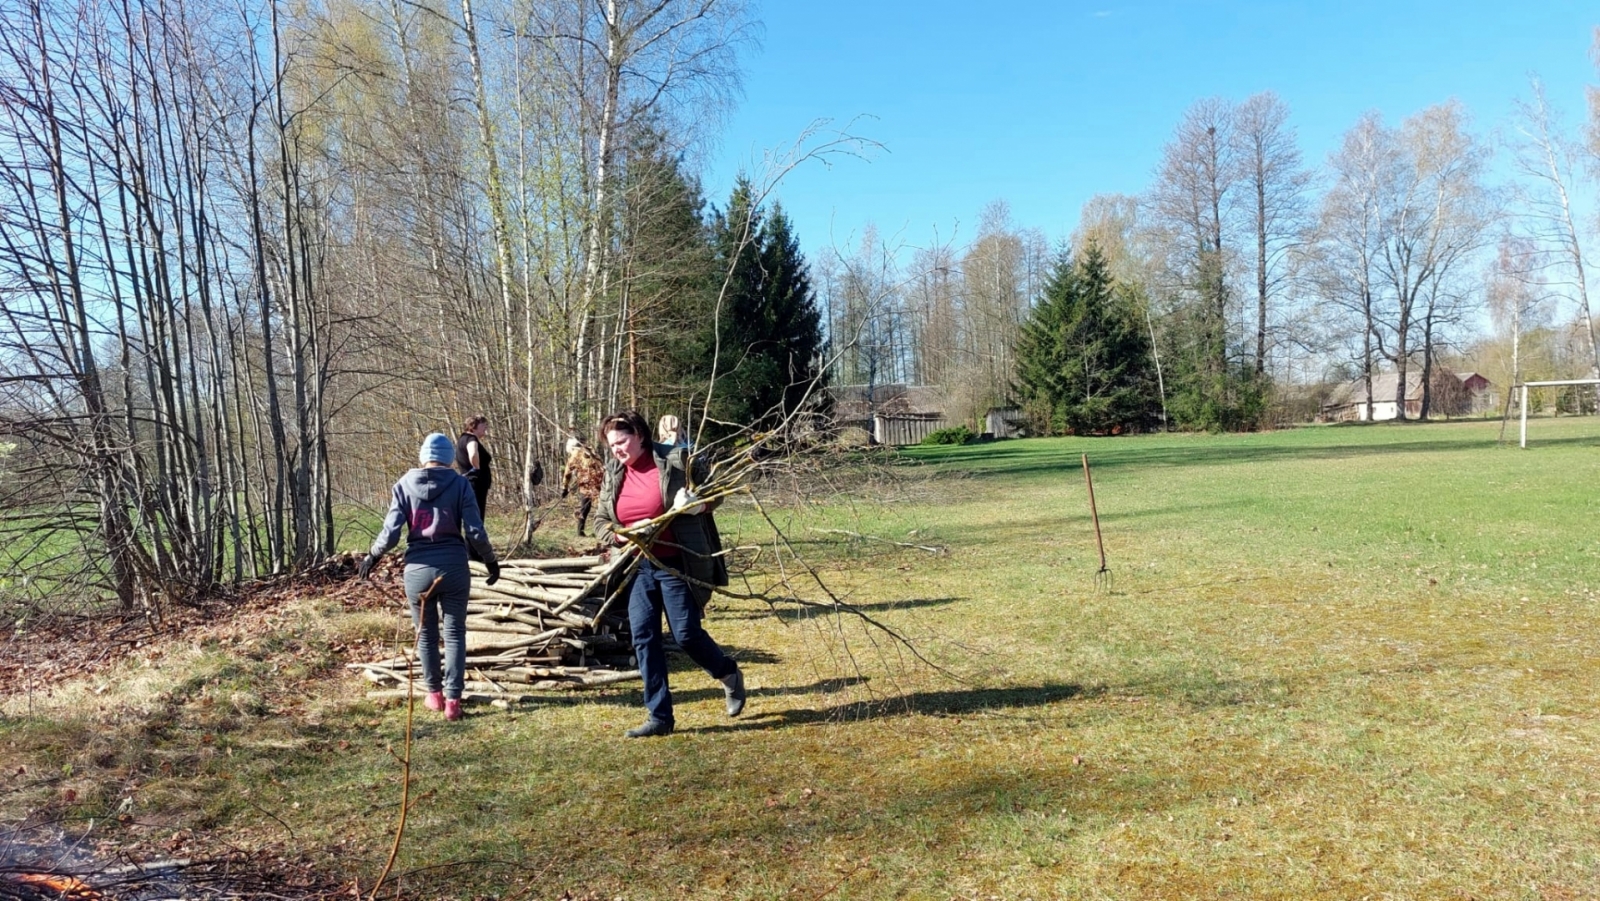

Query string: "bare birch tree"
[1373, 101, 1492, 420]
[1150, 97, 1237, 387]
[1231, 91, 1310, 378]
[1513, 77, 1600, 407]
[1315, 112, 1395, 422]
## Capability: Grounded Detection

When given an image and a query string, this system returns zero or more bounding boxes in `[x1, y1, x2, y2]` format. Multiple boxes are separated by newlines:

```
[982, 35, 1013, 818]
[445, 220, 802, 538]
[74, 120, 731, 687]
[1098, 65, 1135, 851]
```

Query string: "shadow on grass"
[706, 644, 781, 665]
[715, 596, 966, 622]
[680, 681, 1095, 734]
[747, 675, 869, 697]
[1117, 671, 1292, 711]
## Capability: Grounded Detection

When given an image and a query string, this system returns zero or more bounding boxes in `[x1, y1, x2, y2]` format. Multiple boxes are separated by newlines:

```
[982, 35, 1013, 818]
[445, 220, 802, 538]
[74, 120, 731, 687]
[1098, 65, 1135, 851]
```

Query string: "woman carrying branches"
[595, 410, 743, 738]
[361, 432, 502, 721]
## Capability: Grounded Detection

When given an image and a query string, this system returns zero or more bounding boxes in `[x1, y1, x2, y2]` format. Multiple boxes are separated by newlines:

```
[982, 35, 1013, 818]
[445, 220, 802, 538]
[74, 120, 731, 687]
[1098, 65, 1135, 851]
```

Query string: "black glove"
[560, 488, 569, 498]
[357, 554, 376, 580]
[485, 559, 501, 586]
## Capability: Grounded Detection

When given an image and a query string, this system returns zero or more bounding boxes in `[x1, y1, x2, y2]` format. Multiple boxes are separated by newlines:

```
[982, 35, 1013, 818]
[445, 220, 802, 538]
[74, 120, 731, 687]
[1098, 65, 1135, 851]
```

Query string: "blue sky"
[703, 1, 1598, 261]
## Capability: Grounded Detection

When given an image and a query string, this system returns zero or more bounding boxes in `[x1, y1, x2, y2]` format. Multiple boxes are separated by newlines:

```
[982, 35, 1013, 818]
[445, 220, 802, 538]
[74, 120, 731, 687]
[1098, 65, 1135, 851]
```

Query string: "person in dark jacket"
[594, 410, 741, 738]
[361, 432, 501, 721]
[455, 415, 493, 518]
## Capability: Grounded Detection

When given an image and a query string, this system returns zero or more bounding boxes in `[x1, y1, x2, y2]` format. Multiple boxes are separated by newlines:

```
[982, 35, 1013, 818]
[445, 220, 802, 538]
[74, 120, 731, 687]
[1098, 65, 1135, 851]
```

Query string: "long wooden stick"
[1082, 454, 1108, 578]
[368, 573, 443, 901]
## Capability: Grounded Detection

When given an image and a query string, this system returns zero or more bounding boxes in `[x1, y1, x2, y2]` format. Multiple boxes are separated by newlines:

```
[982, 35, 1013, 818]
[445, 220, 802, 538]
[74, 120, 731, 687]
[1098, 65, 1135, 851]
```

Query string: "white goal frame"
[1516, 378, 1600, 448]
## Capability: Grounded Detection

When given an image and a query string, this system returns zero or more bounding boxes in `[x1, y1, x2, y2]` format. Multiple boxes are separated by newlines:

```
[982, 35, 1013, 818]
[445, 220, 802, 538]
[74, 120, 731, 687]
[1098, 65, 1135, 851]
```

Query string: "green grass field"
[4, 418, 1599, 899]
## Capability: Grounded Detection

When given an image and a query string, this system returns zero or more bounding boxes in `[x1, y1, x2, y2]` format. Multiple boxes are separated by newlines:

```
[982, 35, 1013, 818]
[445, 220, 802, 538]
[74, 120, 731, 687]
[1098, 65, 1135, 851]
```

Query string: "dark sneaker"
[625, 719, 674, 738]
[723, 668, 746, 717]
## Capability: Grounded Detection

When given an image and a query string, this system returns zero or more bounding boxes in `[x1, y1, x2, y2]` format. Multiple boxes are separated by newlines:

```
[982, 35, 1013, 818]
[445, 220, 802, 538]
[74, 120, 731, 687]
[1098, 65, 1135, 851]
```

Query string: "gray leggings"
[404, 563, 472, 699]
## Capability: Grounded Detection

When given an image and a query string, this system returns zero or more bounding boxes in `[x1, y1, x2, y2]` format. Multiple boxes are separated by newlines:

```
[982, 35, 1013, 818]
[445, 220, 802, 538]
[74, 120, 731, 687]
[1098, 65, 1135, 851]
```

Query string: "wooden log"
[465, 562, 595, 589]
[461, 620, 546, 636]
[366, 689, 535, 704]
[468, 669, 512, 693]
[349, 657, 410, 670]
[491, 610, 549, 629]
[578, 670, 641, 686]
[465, 670, 553, 685]
[466, 597, 542, 611]
[470, 582, 575, 606]
[504, 665, 591, 676]
[357, 551, 649, 694]
[483, 555, 603, 571]
[497, 573, 594, 589]
[468, 592, 589, 628]
[551, 575, 605, 616]
[364, 667, 639, 697]
[465, 632, 547, 652]
[552, 551, 633, 615]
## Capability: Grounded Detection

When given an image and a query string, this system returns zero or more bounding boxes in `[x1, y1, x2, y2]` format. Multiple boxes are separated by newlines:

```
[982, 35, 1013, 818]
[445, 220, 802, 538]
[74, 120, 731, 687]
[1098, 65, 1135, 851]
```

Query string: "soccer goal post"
[1515, 378, 1600, 448]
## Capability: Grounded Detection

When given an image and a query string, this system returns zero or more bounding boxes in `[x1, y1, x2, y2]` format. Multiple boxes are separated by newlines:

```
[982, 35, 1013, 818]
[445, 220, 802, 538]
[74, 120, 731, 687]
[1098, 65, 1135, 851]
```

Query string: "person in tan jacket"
[560, 437, 605, 536]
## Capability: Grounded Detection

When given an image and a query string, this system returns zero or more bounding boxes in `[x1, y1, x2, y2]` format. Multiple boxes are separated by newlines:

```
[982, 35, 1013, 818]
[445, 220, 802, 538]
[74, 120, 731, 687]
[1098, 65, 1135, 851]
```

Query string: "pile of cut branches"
[349, 553, 640, 704]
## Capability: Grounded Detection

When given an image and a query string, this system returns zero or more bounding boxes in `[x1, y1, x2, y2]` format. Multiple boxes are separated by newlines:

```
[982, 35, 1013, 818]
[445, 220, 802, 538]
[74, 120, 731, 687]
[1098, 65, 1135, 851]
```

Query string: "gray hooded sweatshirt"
[369, 465, 497, 569]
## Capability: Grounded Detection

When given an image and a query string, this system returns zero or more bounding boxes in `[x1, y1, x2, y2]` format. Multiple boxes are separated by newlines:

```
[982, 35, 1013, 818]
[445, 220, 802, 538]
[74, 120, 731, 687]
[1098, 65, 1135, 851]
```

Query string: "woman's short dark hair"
[599, 410, 651, 446]
[463, 414, 488, 433]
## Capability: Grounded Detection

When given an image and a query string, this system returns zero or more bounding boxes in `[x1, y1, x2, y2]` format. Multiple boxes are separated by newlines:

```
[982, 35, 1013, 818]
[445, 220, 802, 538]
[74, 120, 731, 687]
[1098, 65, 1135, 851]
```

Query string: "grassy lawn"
[4, 418, 1600, 899]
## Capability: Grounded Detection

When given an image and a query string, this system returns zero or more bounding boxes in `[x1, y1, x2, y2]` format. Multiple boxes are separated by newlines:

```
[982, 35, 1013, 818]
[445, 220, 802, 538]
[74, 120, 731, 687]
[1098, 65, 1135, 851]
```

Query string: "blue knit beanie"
[419, 432, 455, 466]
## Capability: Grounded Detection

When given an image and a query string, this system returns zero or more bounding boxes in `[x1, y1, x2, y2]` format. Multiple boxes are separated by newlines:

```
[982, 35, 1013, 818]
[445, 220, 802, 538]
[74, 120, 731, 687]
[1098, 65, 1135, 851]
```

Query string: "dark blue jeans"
[628, 558, 737, 726]
[404, 563, 471, 699]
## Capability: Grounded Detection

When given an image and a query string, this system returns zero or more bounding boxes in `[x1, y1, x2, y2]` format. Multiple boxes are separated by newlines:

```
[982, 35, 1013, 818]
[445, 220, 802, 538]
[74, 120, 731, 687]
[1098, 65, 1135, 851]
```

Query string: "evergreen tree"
[615, 131, 716, 416]
[1159, 304, 1269, 432]
[1013, 243, 1160, 434]
[677, 178, 828, 442]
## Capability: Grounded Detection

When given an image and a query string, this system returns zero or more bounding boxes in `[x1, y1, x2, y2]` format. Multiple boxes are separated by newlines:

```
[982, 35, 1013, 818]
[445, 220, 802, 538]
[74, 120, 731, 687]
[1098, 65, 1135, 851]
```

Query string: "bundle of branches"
[349, 553, 641, 704]
[664, 430, 948, 683]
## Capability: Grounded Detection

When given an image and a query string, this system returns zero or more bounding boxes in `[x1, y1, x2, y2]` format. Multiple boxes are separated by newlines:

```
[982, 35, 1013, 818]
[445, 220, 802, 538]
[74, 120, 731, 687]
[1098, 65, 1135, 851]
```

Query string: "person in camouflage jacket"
[561, 437, 605, 536]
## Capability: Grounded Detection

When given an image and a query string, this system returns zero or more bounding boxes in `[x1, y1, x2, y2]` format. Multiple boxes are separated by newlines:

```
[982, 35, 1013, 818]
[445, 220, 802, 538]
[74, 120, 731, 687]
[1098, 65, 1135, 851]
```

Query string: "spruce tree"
[680, 179, 828, 442]
[616, 131, 716, 416]
[757, 206, 828, 420]
[1013, 242, 1160, 434]
[1013, 251, 1078, 434]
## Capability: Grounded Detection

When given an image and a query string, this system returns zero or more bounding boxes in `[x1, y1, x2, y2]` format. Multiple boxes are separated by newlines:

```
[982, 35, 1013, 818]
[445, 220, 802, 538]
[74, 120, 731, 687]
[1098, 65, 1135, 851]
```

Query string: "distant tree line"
[823, 74, 1600, 435]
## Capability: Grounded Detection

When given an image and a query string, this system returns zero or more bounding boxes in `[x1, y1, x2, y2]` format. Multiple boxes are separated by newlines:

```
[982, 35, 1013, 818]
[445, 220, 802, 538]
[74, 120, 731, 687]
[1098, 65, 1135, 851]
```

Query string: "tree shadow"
[649, 642, 782, 665]
[835, 596, 964, 614]
[746, 675, 868, 697]
[714, 596, 966, 622]
[677, 681, 1095, 734]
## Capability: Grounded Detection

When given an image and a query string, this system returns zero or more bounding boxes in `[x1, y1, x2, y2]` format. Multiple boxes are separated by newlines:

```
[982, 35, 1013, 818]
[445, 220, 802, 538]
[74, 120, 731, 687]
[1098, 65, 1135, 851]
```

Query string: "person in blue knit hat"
[360, 431, 501, 721]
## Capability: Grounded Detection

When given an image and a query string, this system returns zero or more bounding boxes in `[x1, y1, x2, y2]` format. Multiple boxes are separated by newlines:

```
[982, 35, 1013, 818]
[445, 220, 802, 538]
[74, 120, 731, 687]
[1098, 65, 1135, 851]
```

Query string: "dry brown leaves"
[0, 553, 400, 702]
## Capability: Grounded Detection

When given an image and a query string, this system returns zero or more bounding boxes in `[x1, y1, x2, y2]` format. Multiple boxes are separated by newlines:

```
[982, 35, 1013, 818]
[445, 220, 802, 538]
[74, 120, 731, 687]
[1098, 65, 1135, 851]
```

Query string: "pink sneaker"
[444, 699, 463, 721]
[424, 691, 445, 712]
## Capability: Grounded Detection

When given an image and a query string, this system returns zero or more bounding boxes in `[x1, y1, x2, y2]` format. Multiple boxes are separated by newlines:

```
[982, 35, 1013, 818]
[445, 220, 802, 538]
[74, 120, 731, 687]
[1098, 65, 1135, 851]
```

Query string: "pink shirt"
[615, 458, 677, 555]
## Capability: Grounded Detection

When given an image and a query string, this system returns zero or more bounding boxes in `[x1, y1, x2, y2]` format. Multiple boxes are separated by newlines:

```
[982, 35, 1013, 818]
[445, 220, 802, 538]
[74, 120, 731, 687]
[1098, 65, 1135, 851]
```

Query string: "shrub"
[921, 425, 974, 446]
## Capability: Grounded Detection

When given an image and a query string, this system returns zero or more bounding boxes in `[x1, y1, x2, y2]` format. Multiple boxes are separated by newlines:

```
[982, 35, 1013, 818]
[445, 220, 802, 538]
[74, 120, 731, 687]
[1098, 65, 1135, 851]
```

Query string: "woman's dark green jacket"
[594, 443, 728, 606]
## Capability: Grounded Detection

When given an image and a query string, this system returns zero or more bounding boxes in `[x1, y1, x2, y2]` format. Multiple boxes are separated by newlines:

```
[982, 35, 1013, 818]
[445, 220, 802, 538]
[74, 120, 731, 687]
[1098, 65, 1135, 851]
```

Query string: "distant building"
[830, 384, 950, 445]
[1322, 370, 1494, 422]
[984, 407, 1027, 439]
